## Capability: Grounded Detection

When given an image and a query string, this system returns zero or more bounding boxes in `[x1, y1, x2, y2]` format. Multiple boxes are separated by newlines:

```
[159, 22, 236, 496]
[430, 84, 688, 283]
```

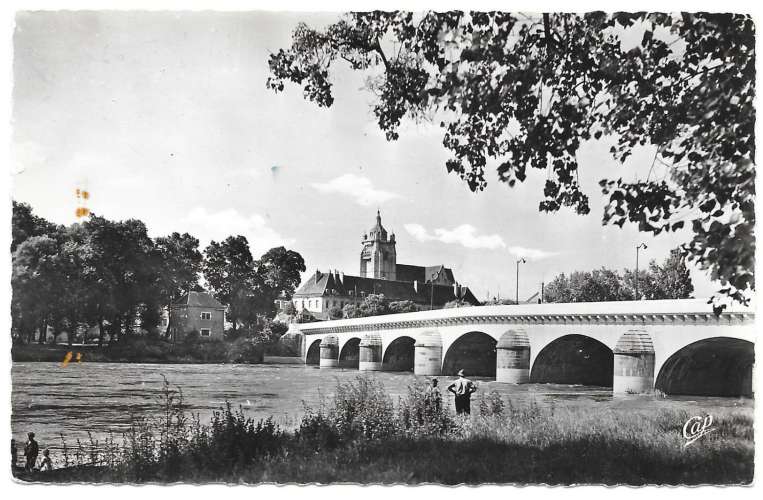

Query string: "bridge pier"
[359, 334, 383, 371]
[414, 330, 442, 376]
[496, 329, 530, 384]
[613, 330, 655, 394]
[319, 335, 339, 368]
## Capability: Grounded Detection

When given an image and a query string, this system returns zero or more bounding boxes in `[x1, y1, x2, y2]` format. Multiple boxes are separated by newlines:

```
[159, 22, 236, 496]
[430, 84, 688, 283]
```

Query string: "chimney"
[413, 280, 418, 293]
[339, 272, 344, 284]
[315, 269, 322, 281]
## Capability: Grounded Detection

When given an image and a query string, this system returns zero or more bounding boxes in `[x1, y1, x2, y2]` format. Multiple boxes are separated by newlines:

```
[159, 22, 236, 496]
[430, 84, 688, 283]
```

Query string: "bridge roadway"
[284, 299, 756, 396]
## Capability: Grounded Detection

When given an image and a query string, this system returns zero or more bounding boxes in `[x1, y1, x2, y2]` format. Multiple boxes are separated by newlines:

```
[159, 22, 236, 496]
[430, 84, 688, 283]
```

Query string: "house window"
[200, 312, 211, 320]
[200, 328, 211, 337]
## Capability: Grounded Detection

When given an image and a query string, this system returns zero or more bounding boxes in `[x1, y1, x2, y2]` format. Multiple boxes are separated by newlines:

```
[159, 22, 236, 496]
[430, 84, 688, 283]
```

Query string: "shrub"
[226, 338, 264, 363]
[397, 381, 456, 436]
[388, 300, 420, 314]
[328, 306, 343, 320]
[183, 329, 200, 345]
[478, 391, 505, 417]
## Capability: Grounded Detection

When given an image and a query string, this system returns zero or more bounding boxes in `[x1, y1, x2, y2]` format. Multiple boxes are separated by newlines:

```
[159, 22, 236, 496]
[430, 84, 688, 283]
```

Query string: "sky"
[11, 10, 718, 301]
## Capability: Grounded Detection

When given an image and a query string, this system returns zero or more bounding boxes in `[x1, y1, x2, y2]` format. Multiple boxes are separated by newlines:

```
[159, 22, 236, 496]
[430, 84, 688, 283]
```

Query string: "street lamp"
[429, 272, 437, 310]
[516, 258, 526, 305]
[635, 243, 648, 299]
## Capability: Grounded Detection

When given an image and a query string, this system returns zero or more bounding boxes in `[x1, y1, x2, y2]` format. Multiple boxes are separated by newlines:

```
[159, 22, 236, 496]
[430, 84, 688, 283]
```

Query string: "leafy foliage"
[203, 238, 306, 331]
[543, 249, 694, 302]
[11, 203, 304, 345]
[268, 12, 755, 307]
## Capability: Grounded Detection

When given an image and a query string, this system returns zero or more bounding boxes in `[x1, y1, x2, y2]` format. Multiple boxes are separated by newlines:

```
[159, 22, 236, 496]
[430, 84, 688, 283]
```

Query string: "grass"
[16, 376, 754, 485]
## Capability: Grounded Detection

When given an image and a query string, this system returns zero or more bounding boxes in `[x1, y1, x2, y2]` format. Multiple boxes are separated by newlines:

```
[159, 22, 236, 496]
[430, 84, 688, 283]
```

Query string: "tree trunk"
[97, 317, 105, 348]
[110, 316, 121, 345]
[37, 318, 47, 345]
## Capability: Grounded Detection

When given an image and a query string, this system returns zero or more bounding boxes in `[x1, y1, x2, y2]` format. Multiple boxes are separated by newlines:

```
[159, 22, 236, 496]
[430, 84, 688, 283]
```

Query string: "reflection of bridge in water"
[286, 299, 756, 397]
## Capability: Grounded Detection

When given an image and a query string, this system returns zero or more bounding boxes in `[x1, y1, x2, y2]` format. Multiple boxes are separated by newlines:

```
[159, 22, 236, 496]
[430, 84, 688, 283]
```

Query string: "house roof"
[293, 270, 479, 306]
[395, 263, 456, 284]
[173, 291, 225, 309]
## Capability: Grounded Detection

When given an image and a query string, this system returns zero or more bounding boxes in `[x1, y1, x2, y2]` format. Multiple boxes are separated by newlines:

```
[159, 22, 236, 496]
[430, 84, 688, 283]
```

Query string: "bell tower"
[360, 210, 397, 280]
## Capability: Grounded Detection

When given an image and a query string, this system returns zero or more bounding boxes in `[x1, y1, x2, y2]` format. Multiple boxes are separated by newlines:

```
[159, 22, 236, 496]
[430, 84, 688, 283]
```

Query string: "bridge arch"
[530, 334, 613, 387]
[339, 337, 361, 369]
[382, 335, 415, 371]
[442, 331, 497, 377]
[655, 337, 754, 397]
[305, 338, 321, 365]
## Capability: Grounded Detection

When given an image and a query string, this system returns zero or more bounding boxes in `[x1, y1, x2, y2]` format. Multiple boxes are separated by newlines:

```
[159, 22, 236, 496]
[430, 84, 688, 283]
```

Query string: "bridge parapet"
[296, 299, 755, 336]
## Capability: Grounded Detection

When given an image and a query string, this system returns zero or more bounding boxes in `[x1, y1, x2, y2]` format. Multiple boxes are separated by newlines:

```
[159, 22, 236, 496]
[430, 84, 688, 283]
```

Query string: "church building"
[293, 211, 479, 319]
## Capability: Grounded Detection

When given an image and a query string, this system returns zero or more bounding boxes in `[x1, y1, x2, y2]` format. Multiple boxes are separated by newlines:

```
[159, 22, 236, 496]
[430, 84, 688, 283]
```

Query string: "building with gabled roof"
[168, 291, 225, 341]
[292, 211, 479, 319]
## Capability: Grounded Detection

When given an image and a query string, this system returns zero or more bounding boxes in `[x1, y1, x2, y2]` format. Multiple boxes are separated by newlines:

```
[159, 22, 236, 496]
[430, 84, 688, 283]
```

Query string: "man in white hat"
[447, 369, 477, 415]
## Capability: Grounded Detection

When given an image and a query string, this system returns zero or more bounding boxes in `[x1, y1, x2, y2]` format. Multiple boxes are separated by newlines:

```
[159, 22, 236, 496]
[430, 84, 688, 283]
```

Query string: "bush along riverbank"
[16, 377, 754, 485]
[11, 336, 265, 364]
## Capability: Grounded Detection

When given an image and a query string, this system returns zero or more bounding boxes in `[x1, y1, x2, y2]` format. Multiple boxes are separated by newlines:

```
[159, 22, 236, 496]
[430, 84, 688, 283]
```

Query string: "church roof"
[366, 210, 388, 241]
[293, 270, 479, 306]
[395, 263, 456, 284]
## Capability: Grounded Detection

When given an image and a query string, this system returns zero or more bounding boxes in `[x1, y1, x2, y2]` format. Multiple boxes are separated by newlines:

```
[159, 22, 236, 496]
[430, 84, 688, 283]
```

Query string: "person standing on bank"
[426, 378, 442, 413]
[448, 369, 477, 415]
[24, 432, 38, 471]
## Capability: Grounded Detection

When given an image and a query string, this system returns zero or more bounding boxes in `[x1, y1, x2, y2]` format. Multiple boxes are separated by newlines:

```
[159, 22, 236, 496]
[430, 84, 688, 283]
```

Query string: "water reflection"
[12, 362, 752, 452]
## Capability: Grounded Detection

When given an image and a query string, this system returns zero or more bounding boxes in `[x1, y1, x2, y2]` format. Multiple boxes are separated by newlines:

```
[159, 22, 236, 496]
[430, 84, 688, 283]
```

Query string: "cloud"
[225, 167, 264, 181]
[404, 223, 506, 250]
[178, 207, 295, 257]
[312, 174, 400, 206]
[508, 246, 559, 261]
[12, 140, 47, 174]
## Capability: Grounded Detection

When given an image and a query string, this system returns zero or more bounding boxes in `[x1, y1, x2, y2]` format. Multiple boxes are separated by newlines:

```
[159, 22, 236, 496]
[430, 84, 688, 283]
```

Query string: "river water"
[11, 362, 753, 455]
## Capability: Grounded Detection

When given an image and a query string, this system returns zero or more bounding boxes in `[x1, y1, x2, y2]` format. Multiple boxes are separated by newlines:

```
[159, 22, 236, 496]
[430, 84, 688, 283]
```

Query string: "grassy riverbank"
[17, 377, 754, 485]
[11, 337, 265, 364]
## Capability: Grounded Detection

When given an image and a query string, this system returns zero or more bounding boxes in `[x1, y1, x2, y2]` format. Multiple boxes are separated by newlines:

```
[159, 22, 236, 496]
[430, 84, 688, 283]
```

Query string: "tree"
[203, 236, 259, 333]
[358, 294, 389, 317]
[544, 254, 694, 303]
[650, 249, 695, 299]
[11, 235, 61, 343]
[342, 303, 360, 319]
[11, 201, 57, 252]
[155, 233, 203, 303]
[328, 306, 344, 320]
[268, 12, 754, 309]
[82, 215, 159, 343]
[443, 299, 468, 309]
[388, 300, 420, 313]
[256, 246, 306, 299]
[154, 232, 203, 337]
[250, 246, 307, 320]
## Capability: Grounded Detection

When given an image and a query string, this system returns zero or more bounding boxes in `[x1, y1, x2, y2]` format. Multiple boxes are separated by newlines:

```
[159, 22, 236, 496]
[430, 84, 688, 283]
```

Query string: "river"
[11, 362, 753, 455]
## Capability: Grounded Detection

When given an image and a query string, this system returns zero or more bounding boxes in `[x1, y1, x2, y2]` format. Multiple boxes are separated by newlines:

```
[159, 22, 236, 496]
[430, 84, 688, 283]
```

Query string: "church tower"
[360, 210, 397, 280]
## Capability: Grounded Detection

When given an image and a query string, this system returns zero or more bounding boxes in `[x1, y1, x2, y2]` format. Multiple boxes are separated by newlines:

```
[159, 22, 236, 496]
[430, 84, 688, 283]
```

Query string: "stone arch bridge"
[286, 299, 755, 397]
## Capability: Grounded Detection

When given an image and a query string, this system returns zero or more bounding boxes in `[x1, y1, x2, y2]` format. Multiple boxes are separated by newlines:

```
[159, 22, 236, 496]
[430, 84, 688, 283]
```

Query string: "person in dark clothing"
[11, 439, 17, 469]
[24, 432, 38, 471]
[447, 369, 477, 415]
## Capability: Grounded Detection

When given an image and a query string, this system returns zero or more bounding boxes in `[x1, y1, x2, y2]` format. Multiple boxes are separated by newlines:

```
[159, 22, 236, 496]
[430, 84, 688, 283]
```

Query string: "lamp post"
[635, 243, 648, 299]
[516, 258, 526, 305]
[430, 272, 437, 310]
